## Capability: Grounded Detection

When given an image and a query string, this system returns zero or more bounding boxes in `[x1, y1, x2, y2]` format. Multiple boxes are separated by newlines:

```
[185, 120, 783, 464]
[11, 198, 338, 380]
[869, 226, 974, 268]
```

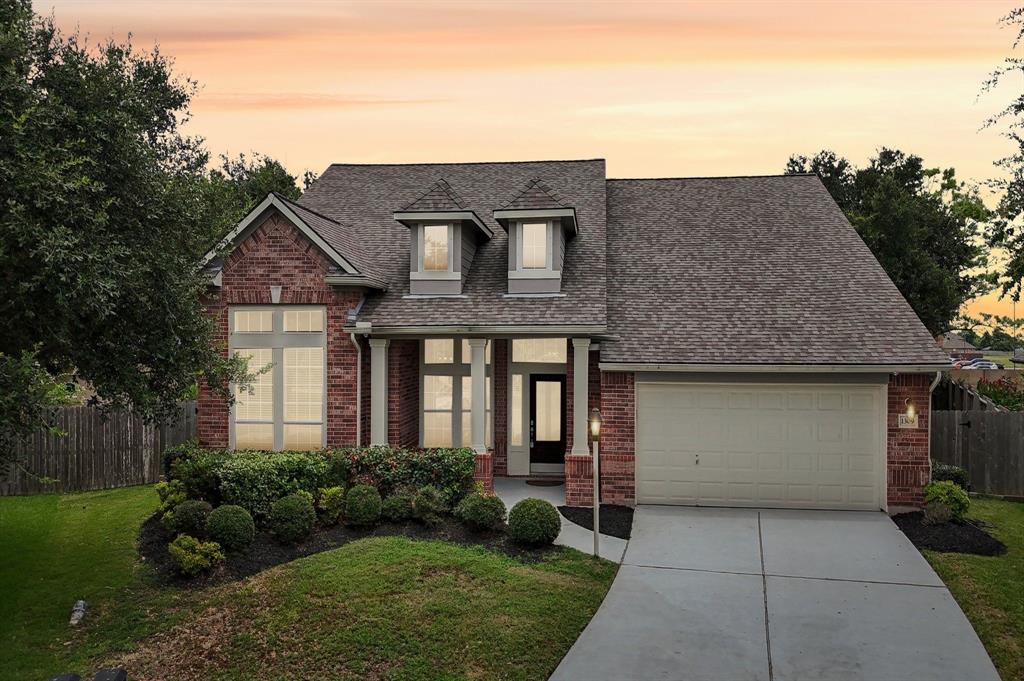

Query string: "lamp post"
[590, 408, 602, 557]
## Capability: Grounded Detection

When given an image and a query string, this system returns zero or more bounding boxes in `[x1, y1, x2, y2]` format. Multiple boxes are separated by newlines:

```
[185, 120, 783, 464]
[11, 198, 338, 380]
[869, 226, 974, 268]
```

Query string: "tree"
[982, 7, 1024, 301]
[786, 148, 990, 335]
[0, 2, 295, 464]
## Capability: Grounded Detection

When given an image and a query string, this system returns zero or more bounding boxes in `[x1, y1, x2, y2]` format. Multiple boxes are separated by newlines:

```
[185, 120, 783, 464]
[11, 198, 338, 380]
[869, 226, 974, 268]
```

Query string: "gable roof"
[601, 175, 949, 367]
[203, 193, 387, 290]
[299, 159, 607, 329]
[499, 178, 568, 210]
[402, 179, 468, 211]
[392, 178, 493, 239]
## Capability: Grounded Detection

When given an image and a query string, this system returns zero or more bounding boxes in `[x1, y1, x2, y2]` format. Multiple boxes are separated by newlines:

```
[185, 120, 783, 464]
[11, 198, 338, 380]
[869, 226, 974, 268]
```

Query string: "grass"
[0, 486, 616, 681]
[923, 498, 1024, 681]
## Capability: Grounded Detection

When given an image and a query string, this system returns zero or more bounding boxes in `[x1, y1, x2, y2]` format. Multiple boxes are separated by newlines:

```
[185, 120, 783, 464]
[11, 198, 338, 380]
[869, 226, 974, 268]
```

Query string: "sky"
[40, 0, 1023, 320]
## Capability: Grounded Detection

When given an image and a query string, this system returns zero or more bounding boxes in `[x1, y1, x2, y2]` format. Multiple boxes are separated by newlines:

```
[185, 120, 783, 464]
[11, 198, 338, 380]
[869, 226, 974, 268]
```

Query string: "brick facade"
[492, 340, 509, 476]
[886, 373, 932, 508]
[197, 212, 363, 448]
[386, 339, 419, 448]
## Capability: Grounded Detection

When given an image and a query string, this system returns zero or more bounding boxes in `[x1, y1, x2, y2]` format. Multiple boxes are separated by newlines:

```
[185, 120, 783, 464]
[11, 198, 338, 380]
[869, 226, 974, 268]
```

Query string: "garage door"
[635, 382, 885, 510]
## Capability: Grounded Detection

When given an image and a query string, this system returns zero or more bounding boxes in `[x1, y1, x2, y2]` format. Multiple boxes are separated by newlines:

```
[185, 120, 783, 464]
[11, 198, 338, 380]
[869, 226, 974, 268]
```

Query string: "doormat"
[526, 479, 564, 487]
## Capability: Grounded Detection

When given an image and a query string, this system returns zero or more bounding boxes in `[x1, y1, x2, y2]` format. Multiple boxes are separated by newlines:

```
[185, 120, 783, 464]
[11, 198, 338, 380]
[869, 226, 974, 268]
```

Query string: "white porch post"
[469, 338, 488, 453]
[571, 337, 591, 455]
[369, 338, 389, 446]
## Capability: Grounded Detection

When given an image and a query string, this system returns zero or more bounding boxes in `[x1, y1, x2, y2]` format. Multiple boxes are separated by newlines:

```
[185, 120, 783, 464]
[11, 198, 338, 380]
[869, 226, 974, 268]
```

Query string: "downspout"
[347, 295, 368, 447]
[927, 370, 942, 483]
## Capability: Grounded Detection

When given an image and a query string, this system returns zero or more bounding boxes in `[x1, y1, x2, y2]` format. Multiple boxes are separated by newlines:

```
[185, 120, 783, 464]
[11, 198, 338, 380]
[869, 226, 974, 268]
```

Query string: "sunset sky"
[41, 0, 1022, 319]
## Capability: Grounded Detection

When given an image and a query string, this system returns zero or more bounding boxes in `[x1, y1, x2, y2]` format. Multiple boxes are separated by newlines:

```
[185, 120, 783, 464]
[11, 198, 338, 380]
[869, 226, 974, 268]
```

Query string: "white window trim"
[510, 219, 561, 279]
[419, 338, 493, 448]
[414, 222, 456, 278]
[228, 305, 327, 451]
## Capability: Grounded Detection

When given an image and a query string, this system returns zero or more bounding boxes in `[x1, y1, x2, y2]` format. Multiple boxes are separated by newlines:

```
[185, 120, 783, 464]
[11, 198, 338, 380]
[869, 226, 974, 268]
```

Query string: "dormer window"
[422, 223, 451, 272]
[521, 222, 548, 269]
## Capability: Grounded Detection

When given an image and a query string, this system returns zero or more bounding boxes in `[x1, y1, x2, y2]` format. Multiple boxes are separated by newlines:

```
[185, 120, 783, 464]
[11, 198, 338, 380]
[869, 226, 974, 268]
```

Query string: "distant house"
[938, 333, 982, 360]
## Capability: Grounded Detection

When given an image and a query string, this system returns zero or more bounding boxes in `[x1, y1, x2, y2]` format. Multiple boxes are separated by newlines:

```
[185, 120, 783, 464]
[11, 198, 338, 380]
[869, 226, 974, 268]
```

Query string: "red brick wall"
[887, 373, 932, 507]
[492, 340, 508, 475]
[387, 339, 419, 448]
[474, 451, 494, 492]
[196, 212, 363, 449]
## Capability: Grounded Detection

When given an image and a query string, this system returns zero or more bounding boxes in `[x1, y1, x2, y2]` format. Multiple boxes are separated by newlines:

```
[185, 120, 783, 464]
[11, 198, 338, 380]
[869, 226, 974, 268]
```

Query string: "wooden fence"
[931, 410, 1024, 499]
[0, 401, 197, 496]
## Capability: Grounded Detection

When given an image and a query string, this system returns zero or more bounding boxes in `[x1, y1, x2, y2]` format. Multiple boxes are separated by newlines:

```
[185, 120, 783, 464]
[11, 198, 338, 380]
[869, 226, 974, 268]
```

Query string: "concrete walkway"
[551, 506, 1000, 681]
[493, 477, 627, 562]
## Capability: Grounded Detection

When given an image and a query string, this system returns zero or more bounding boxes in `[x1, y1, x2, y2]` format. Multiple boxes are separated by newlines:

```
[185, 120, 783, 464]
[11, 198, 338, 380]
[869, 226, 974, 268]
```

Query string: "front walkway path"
[550, 505, 1000, 681]
[493, 477, 627, 562]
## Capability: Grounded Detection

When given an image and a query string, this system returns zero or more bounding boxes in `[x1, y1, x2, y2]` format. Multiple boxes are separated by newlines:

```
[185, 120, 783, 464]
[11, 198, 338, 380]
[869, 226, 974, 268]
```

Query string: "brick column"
[887, 373, 932, 508]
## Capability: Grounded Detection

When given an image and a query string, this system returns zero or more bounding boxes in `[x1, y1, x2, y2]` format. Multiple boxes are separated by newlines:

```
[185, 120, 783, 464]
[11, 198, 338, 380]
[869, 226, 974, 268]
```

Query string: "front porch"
[364, 336, 602, 502]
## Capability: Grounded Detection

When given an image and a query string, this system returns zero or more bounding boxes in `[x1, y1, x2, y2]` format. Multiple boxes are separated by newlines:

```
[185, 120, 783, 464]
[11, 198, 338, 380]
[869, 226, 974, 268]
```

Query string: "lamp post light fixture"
[590, 408, 602, 557]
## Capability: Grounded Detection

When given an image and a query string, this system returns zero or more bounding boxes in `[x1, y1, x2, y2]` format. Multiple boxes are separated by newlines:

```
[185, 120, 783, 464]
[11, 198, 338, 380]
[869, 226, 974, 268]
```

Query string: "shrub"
[155, 479, 186, 513]
[455, 493, 506, 531]
[923, 501, 954, 526]
[508, 498, 561, 545]
[269, 493, 317, 544]
[215, 450, 331, 520]
[931, 460, 970, 491]
[345, 484, 382, 526]
[924, 481, 970, 521]
[162, 499, 213, 537]
[206, 505, 255, 552]
[162, 439, 204, 478]
[341, 446, 476, 505]
[976, 376, 1024, 411]
[317, 486, 345, 525]
[381, 493, 413, 522]
[171, 448, 231, 503]
[412, 485, 446, 526]
[168, 534, 225, 577]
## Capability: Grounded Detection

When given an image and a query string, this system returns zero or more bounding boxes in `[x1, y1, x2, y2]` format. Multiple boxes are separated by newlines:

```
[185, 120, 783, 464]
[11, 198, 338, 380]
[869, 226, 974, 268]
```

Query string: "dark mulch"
[893, 512, 1007, 556]
[139, 513, 563, 587]
[558, 504, 634, 540]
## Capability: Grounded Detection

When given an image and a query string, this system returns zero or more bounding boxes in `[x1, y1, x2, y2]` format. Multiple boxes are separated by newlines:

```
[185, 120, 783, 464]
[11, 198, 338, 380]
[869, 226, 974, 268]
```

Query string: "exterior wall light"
[589, 408, 602, 557]
[590, 407, 602, 442]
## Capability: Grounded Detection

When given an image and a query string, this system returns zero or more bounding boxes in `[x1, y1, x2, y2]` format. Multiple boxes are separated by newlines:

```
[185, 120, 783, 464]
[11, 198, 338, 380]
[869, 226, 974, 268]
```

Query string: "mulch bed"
[139, 513, 562, 587]
[558, 504, 634, 540]
[893, 512, 1007, 556]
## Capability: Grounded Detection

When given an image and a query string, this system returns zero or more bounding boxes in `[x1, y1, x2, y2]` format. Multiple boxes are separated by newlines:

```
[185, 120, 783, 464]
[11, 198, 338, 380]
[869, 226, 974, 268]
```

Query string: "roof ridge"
[499, 177, 569, 210]
[329, 158, 605, 168]
[607, 173, 816, 182]
[275, 192, 345, 225]
[401, 177, 470, 211]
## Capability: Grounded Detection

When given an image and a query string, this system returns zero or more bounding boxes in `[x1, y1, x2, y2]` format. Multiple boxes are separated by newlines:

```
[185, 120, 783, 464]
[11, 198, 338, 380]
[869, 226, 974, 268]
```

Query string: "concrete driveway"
[551, 506, 1000, 681]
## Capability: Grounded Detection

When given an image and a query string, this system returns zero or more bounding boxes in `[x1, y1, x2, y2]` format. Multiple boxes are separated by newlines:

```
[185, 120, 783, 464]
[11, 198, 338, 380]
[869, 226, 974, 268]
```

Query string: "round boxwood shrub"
[924, 480, 970, 521]
[508, 498, 561, 545]
[168, 534, 224, 577]
[381, 493, 413, 522]
[412, 485, 446, 526]
[317, 486, 345, 525]
[163, 499, 213, 537]
[345, 484, 382, 526]
[269, 493, 317, 544]
[206, 504, 255, 552]
[455, 492, 506, 531]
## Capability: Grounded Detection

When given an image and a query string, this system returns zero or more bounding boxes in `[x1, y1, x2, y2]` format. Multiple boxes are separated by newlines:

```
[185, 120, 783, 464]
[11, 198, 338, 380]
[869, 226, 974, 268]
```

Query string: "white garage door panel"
[636, 383, 883, 510]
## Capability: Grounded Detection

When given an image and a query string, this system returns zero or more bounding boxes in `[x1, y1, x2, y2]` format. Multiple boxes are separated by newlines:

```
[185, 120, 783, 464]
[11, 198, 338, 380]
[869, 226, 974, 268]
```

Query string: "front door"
[529, 374, 566, 465]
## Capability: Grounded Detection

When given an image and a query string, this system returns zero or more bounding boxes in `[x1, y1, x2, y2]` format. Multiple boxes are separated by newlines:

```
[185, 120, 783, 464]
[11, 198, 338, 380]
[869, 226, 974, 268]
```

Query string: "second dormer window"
[521, 222, 548, 269]
[423, 223, 450, 271]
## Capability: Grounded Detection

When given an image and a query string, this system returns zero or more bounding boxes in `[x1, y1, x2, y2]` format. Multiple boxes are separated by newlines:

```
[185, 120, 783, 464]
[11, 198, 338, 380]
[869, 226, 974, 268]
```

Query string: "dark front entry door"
[529, 374, 566, 465]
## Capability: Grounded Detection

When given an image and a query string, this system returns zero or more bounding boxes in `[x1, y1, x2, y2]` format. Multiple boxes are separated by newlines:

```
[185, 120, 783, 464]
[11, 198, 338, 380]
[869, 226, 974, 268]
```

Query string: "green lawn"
[0, 486, 616, 681]
[923, 498, 1024, 681]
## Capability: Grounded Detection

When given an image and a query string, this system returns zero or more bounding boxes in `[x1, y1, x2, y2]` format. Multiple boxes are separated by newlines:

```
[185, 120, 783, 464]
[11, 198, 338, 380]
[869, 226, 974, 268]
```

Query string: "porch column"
[571, 337, 591, 455]
[369, 338, 389, 446]
[469, 338, 488, 453]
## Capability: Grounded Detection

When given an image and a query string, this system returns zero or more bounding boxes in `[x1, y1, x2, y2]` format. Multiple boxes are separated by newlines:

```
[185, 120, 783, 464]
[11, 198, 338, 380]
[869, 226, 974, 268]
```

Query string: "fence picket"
[932, 410, 1024, 499]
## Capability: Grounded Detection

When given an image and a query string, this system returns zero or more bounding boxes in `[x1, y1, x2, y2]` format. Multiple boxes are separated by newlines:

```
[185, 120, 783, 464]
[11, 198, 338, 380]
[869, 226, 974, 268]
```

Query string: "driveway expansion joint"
[758, 512, 774, 681]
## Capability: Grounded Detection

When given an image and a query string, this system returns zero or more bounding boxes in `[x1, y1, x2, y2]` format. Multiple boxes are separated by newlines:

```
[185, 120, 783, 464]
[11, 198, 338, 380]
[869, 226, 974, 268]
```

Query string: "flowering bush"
[977, 377, 1024, 411]
[342, 447, 476, 505]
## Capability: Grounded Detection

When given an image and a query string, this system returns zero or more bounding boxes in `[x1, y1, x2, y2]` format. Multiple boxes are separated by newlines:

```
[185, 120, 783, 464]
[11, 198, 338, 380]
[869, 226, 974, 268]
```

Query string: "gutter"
[600, 362, 951, 374]
[345, 323, 607, 337]
[927, 370, 942, 484]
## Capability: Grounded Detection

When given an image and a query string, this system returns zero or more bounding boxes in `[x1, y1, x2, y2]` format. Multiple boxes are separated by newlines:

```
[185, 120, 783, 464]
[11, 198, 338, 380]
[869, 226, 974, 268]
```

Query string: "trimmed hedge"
[206, 505, 255, 552]
[317, 486, 345, 525]
[345, 485, 382, 526]
[269, 493, 317, 544]
[508, 498, 560, 545]
[168, 446, 475, 520]
[381, 493, 413, 522]
[931, 460, 970, 491]
[412, 486, 446, 526]
[163, 499, 212, 537]
[168, 534, 224, 577]
[455, 493, 506, 531]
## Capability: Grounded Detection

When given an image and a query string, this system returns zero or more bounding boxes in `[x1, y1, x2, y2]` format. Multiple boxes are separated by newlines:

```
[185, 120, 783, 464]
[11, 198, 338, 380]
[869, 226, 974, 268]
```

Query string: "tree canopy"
[785, 148, 990, 336]
[0, 1, 305, 460]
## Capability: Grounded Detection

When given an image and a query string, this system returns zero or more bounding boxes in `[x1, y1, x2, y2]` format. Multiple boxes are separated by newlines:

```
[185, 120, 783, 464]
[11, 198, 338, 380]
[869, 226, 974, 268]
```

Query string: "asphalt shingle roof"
[298, 160, 607, 328]
[602, 175, 949, 365]
[401, 179, 469, 211]
[499, 178, 569, 210]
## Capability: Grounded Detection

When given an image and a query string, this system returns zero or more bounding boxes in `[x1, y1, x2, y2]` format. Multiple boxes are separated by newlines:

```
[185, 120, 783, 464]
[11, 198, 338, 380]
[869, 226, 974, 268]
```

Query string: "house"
[938, 333, 981, 360]
[197, 159, 948, 511]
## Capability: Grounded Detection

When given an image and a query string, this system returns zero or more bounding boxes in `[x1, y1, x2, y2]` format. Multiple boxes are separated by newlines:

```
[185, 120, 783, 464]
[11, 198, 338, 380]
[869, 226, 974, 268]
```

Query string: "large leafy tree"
[0, 1, 301, 461]
[982, 7, 1024, 301]
[785, 148, 990, 335]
